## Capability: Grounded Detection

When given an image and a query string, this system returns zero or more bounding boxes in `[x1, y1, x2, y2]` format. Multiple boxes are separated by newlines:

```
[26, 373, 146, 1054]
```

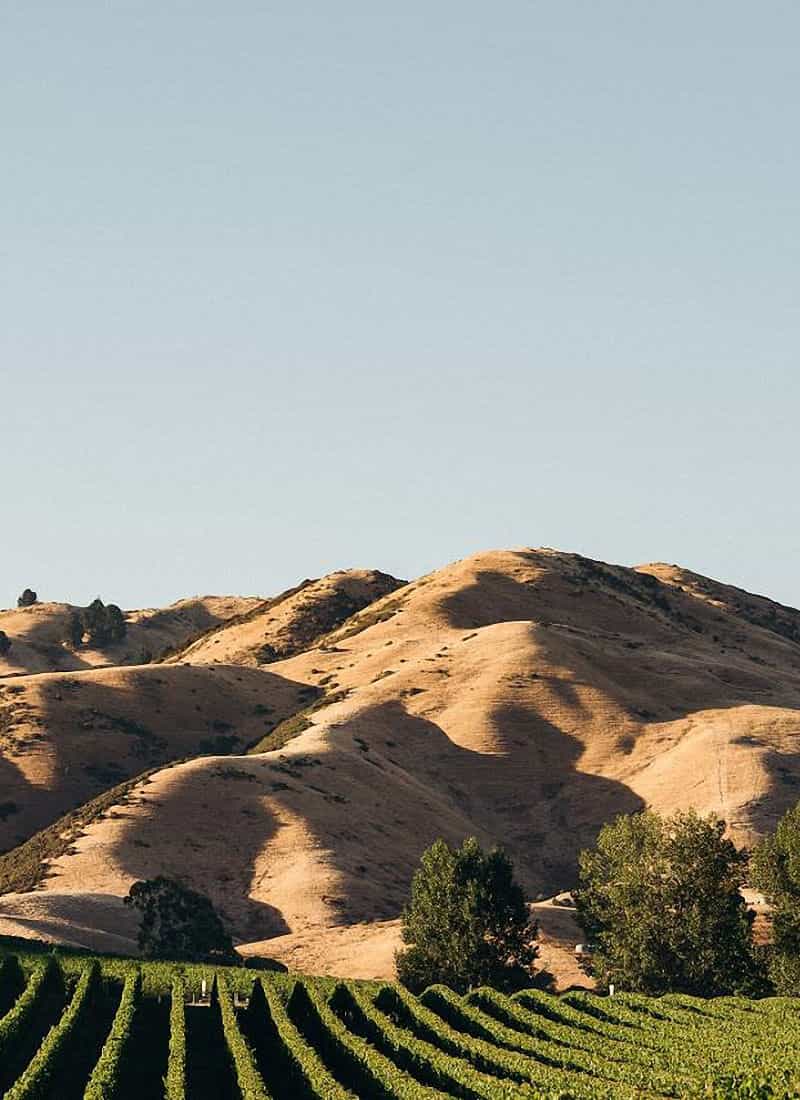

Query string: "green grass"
[0, 945, 799, 1097]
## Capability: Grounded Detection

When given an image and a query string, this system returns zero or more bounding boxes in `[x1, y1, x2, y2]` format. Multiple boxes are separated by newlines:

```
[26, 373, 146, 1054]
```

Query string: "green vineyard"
[0, 951, 799, 1098]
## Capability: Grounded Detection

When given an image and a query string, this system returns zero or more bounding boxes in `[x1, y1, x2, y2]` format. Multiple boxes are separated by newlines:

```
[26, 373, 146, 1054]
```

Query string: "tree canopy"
[65, 599, 127, 648]
[123, 876, 237, 963]
[751, 800, 800, 994]
[396, 836, 537, 994]
[575, 809, 761, 995]
[17, 589, 37, 608]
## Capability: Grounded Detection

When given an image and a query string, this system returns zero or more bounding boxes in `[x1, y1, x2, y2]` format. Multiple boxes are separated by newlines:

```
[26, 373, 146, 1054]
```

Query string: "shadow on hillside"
[110, 759, 289, 942]
[439, 564, 800, 711]
[438, 564, 800, 817]
[751, 747, 800, 834]
[7, 611, 92, 674]
[0, 752, 31, 853]
[295, 699, 646, 922]
[0, 663, 313, 862]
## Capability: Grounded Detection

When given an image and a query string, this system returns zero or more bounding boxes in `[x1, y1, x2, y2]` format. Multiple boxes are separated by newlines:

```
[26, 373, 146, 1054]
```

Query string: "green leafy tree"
[17, 589, 37, 607]
[396, 836, 537, 994]
[0, 631, 10, 657]
[751, 800, 800, 994]
[575, 809, 762, 995]
[123, 876, 237, 963]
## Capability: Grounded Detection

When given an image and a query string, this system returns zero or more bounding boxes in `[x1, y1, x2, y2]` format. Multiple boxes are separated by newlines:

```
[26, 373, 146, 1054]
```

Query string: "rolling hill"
[0, 595, 262, 677]
[2, 547, 800, 982]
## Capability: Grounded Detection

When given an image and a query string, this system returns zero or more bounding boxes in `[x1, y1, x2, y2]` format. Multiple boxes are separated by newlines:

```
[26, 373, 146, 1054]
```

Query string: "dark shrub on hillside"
[17, 589, 37, 607]
[124, 876, 237, 963]
[65, 599, 127, 648]
[0, 631, 11, 657]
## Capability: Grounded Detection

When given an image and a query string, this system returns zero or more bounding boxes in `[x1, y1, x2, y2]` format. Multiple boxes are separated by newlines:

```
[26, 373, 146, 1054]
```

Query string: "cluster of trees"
[577, 805, 800, 996]
[395, 803, 800, 997]
[66, 598, 127, 648]
[108, 811, 800, 1000]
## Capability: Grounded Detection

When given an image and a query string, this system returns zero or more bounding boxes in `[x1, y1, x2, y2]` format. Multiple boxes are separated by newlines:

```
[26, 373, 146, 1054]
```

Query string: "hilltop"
[1, 547, 799, 983]
[0, 595, 262, 677]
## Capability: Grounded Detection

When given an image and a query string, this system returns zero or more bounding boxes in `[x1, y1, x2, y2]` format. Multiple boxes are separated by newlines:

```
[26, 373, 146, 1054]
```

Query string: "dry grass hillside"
[0, 662, 312, 854]
[168, 569, 404, 666]
[0, 596, 261, 677]
[0, 571, 401, 855]
[2, 547, 800, 982]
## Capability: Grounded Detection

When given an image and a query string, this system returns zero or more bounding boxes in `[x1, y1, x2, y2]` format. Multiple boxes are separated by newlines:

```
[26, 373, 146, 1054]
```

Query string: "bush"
[396, 836, 538, 994]
[123, 876, 237, 963]
[17, 589, 37, 608]
[0, 631, 11, 657]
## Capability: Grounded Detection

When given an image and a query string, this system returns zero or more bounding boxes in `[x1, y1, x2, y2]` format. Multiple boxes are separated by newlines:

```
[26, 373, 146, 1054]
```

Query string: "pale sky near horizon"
[3, 4, 799, 611]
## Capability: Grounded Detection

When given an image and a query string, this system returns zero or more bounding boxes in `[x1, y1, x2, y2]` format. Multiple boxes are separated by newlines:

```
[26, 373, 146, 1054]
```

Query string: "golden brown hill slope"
[168, 570, 404, 667]
[0, 571, 402, 854]
[2, 548, 800, 978]
[0, 596, 261, 677]
[0, 663, 313, 853]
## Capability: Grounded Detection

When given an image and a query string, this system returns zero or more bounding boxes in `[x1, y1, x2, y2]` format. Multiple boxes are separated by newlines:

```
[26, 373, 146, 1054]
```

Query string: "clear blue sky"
[3, 4, 799, 610]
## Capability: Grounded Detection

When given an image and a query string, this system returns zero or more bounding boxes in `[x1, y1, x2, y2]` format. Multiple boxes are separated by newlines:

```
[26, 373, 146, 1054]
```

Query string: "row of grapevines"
[340, 982, 543, 1100]
[475, 986, 700, 1088]
[0, 959, 60, 1061]
[388, 982, 624, 1100]
[469, 987, 661, 1060]
[83, 969, 141, 1100]
[243, 975, 355, 1099]
[0, 955, 26, 1016]
[5, 961, 99, 1100]
[287, 978, 441, 1099]
[165, 975, 187, 1100]
[548, 989, 800, 1093]
[216, 972, 272, 1100]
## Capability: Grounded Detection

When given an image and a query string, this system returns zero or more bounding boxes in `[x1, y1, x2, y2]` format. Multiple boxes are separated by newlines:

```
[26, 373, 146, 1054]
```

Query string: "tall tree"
[751, 800, 800, 994]
[576, 809, 762, 995]
[396, 836, 537, 993]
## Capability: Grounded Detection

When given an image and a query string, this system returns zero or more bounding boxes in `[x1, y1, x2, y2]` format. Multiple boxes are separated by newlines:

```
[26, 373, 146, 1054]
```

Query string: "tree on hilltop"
[576, 809, 763, 995]
[17, 589, 37, 607]
[751, 800, 800, 994]
[64, 598, 127, 648]
[124, 876, 237, 963]
[396, 836, 538, 994]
